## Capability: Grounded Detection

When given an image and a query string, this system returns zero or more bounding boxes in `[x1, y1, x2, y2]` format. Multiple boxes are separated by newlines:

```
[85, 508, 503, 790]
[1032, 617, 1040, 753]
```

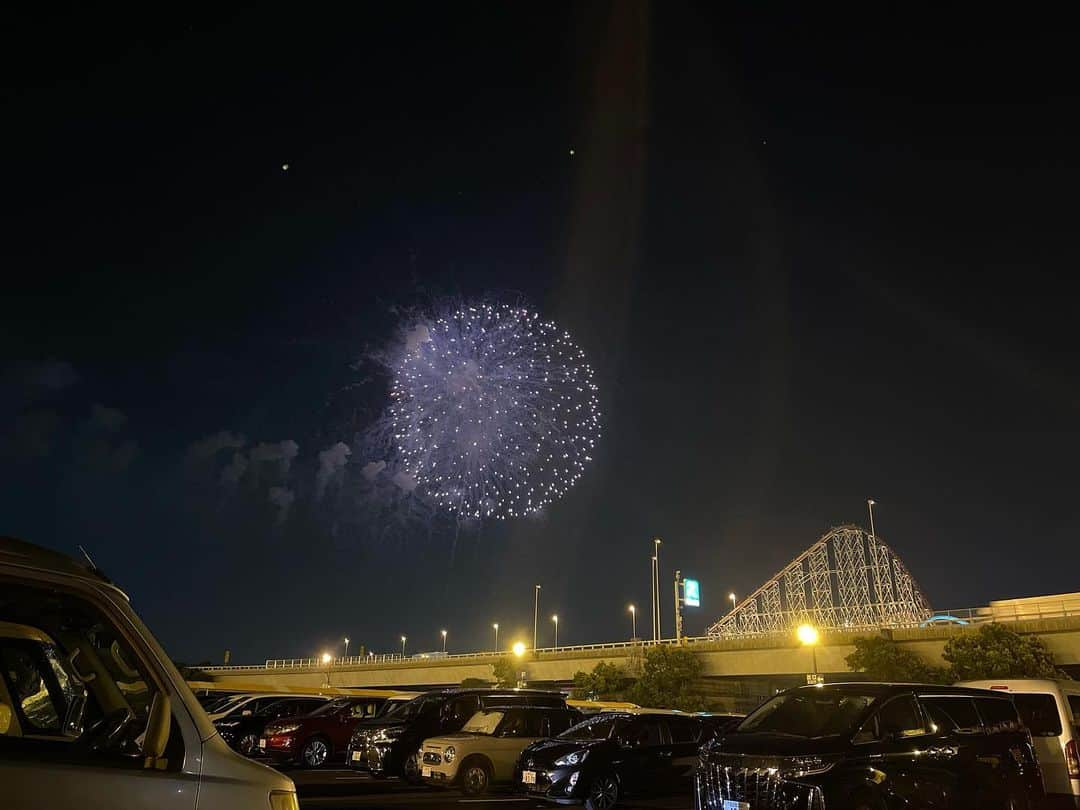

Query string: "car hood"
[712, 732, 849, 757]
[424, 732, 490, 747]
[521, 737, 611, 765]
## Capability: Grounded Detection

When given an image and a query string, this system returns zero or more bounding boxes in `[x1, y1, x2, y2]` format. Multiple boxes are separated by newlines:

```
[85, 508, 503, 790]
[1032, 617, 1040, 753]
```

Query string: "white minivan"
[0, 536, 298, 810]
[958, 679, 1080, 807]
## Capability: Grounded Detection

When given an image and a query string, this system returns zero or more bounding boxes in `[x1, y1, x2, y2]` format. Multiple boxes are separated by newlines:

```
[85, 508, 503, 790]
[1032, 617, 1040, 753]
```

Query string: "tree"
[570, 661, 630, 700]
[492, 657, 519, 687]
[460, 677, 490, 688]
[943, 623, 1068, 681]
[625, 646, 708, 711]
[845, 636, 948, 683]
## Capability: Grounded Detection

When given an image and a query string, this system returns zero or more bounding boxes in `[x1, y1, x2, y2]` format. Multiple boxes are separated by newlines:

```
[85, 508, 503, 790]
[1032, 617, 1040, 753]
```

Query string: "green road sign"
[684, 578, 700, 607]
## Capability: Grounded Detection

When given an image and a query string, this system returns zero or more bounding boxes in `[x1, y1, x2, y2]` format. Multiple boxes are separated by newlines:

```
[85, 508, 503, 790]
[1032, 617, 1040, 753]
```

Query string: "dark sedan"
[515, 711, 708, 809]
[215, 696, 329, 755]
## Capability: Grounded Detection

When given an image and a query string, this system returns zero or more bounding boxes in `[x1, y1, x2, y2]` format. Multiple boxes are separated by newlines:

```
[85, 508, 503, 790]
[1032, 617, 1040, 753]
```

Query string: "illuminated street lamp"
[441, 629, 447, 654]
[401, 636, 407, 657]
[552, 615, 559, 651]
[729, 592, 737, 612]
[344, 637, 350, 659]
[533, 585, 542, 651]
[797, 624, 820, 682]
[628, 604, 637, 641]
[321, 651, 333, 686]
[867, 498, 877, 539]
[512, 641, 526, 658]
[493, 623, 499, 652]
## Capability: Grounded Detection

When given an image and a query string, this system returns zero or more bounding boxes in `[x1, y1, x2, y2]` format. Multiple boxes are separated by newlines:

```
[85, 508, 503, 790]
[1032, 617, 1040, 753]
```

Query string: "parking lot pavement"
[288, 769, 691, 810]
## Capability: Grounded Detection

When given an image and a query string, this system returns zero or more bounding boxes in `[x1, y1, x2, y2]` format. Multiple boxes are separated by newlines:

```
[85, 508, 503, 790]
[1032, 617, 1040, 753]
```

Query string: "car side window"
[546, 711, 574, 736]
[449, 696, 479, 723]
[350, 702, 374, 719]
[625, 717, 664, 748]
[666, 717, 702, 744]
[1011, 694, 1062, 737]
[856, 695, 927, 743]
[919, 697, 981, 733]
[974, 698, 1021, 732]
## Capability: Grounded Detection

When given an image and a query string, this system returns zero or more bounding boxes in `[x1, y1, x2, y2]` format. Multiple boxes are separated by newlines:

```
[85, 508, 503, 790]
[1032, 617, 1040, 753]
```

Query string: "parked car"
[348, 688, 568, 780]
[216, 696, 330, 756]
[260, 696, 384, 767]
[958, 679, 1080, 808]
[420, 705, 582, 794]
[515, 710, 709, 808]
[209, 693, 315, 723]
[0, 535, 297, 809]
[695, 682, 1043, 810]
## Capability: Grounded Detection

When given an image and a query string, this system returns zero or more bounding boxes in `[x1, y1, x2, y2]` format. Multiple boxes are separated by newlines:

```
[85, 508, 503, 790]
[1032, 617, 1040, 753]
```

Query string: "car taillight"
[1066, 738, 1079, 779]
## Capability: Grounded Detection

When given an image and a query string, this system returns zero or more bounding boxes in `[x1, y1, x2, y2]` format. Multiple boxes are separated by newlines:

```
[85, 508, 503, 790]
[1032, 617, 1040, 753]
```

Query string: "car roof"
[433, 687, 565, 697]
[787, 682, 1014, 698]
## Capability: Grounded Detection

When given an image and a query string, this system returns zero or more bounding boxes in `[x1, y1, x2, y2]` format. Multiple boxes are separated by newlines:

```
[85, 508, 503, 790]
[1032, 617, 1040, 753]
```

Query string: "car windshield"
[310, 698, 352, 717]
[738, 690, 879, 738]
[559, 714, 628, 740]
[211, 695, 245, 713]
[382, 695, 438, 721]
[461, 710, 504, 734]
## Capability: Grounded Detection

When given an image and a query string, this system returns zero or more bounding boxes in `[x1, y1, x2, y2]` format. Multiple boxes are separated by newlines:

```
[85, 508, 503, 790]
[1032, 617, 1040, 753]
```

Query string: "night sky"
[3, 7, 1077, 665]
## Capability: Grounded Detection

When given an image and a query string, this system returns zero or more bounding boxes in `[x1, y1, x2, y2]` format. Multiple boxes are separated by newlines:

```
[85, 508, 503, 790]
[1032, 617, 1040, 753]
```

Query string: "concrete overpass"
[195, 614, 1080, 710]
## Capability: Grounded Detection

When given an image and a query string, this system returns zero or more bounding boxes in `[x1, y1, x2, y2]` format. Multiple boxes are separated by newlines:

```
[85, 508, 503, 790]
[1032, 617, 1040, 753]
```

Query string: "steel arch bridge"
[706, 525, 932, 638]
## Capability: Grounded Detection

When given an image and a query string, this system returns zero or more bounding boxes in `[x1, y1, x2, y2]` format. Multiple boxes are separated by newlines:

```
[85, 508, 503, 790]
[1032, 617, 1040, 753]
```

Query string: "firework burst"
[389, 302, 600, 519]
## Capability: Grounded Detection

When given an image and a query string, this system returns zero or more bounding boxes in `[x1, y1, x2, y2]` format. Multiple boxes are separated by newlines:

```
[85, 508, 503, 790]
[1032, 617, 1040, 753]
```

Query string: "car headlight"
[270, 723, 302, 735]
[554, 750, 588, 767]
[269, 790, 299, 810]
[444, 746, 456, 764]
[782, 756, 836, 777]
[375, 727, 404, 741]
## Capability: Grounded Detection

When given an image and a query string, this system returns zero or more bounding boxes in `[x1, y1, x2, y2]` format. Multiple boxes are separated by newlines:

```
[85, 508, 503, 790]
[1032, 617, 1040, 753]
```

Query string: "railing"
[195, 601, 1080, 672]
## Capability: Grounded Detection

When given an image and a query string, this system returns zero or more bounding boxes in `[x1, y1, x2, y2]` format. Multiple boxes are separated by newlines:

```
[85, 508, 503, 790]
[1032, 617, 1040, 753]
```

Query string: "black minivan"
[347, 688, 567, 780]
[696, 683, 1043, 810]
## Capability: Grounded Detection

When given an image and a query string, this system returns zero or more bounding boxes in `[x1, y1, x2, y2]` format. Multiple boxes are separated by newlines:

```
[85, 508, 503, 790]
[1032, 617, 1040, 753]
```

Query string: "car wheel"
[460, 760, 492, 796]
[403, 750, 421, 783]
[301, 737, 330, 768]
[584, 774, 620, 810]
[238, 733, 259, 756]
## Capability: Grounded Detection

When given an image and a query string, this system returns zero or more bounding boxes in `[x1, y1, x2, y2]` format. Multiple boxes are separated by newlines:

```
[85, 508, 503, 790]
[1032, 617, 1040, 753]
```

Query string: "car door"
[614, 716, 669, 795]
[0, 576, 197, 810]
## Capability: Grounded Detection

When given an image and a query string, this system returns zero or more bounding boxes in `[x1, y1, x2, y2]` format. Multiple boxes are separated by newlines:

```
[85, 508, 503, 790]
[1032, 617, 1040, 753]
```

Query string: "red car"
[261, 696, 384, 767]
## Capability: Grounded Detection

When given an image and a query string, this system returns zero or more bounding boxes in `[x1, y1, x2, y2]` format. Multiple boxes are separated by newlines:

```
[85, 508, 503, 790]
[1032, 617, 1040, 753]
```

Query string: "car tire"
[584, 773, 620, 810]
[238, 733, 259, 756]
[403, 750, 421, 783]
[460, 759, 492, 796]
[300, 737, 331, 768]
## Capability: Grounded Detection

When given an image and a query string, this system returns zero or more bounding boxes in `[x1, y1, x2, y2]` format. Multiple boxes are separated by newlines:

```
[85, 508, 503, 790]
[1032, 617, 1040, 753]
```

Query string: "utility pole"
[867, 499, 877, 538]
[653, 537, 663, 640]
[533, 585, 541, 651]
[650, 553, 656, 641]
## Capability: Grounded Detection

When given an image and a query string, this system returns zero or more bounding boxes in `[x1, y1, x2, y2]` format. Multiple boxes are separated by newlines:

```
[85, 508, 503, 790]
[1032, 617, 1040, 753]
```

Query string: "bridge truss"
[706, 525, 932, 638]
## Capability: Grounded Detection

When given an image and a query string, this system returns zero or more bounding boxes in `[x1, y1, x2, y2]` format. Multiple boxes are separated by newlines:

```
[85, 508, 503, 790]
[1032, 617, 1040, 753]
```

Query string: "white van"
[0, 536, 298, 810]
[957, 679, 1080, 807]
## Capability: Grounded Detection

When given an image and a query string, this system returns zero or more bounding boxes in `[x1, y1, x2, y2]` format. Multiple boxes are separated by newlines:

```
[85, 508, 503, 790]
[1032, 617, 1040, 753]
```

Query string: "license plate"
[522, 770, 537, 785]
[258, 739, 266, 749]
[723, 801, 749, 810]
[422, 766, 432, 778]
[351, 750, 362, 762]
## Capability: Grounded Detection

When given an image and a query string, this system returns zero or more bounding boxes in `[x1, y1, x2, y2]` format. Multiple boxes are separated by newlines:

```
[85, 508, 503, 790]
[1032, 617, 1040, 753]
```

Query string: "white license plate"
[522, 770, 537, 785]
[258, 739, 266, 749]
[723, 801, 749, 810]
[422, 766, 432, 778]
[351, 750, 362, 762]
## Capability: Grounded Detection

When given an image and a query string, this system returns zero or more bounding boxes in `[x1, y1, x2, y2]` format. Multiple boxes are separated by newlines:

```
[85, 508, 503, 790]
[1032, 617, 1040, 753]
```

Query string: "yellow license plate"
[351, 751, 362, 762]
[258, 739, 266, 749]
[522, 770, 537, 785]
[422, 766, 432, 778]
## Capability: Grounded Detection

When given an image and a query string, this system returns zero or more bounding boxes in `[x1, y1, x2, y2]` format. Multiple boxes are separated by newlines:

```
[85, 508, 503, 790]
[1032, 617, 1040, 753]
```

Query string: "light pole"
[321, 652, 332, 686]
[533, 585, 541, 652]
[653, 538, 663, 640]
[441, 629, 447, 654]
[400, 635, 407, 657]
[344, 637, 350, 659]
[797, 624, 820, 683]
[552, 615, 559, 651]
[867, 498, 877, 539]
[628, 604, 637, 641]
[650, 554, 656, 642]
[493, 623, 499, 652]
[729, 592, 737, 613]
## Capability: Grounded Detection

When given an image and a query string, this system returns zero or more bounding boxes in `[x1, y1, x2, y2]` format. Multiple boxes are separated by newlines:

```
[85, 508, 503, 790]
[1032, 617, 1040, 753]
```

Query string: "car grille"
[697, 758, 825, 810]
[422, 752, 442, 765]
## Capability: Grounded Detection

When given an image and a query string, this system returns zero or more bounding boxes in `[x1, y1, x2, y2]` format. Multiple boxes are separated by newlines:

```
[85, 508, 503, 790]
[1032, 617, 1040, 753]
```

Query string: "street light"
[628, 604, 637, 640]
[344, 637, 350, 659]
[493, 623, 499, 652]
[729, 592, 737, 612]
[653, 538, 663, 640]
[512, 641, 526, 658]
[533, 585, 541, 651]
[401, 636, 407, 657]
[797, 624, 820, 682]
[441, 629, 447, 654]
[867, 498, 877, 539]
[552, 615, 559, 651]
[321, 652, 332, 664]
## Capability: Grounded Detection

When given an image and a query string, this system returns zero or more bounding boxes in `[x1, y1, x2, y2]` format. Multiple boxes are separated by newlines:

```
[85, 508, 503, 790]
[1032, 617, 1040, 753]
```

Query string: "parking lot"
[289, 768, 690, 809]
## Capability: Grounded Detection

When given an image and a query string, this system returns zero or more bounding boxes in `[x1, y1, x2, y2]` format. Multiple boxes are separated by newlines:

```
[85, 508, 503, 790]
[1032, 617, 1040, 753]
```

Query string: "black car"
[515, 711, 710, 809]
[214, 696, 329, 755]
[347, 688, 568, 780]
[695, 683, 1043, 810]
